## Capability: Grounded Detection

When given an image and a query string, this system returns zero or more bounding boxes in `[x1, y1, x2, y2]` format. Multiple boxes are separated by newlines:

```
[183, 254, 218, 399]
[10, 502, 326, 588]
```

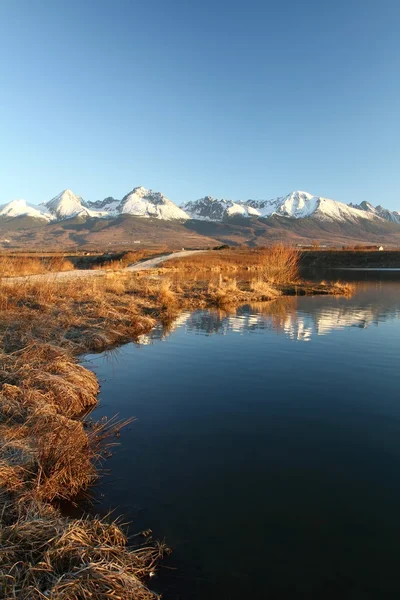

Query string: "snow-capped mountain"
[0, 199, 53, 221]
[247, 191, 319, 218]
[350, 201, 400, 224]
[44, 189, 108, 220]
[184, 191, 379, 224]
[85, 187, 190, 220]
[117, 186, 189, 220]
[0, 187, 189, 223]
[0, 187, 399, 230]
[279, 191, 376, 223]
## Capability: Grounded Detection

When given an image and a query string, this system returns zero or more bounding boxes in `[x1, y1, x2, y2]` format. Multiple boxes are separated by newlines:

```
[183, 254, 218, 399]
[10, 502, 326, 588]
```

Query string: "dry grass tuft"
[1, 500, 168, 599]
[249, 278, 282, 299]
[207, 278, 243, 308]
[259, 243, 300, 284]
[157, 278, 177, 309]
[331, 281, 356, 296]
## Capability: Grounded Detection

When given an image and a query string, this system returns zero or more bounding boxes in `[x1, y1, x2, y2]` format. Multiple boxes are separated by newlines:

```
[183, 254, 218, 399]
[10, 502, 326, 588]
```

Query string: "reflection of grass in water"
[249, 297, 299, 335]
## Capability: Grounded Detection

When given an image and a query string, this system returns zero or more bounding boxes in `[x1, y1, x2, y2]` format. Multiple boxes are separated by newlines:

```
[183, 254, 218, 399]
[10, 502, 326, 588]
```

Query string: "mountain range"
[1, 186, 400, 248]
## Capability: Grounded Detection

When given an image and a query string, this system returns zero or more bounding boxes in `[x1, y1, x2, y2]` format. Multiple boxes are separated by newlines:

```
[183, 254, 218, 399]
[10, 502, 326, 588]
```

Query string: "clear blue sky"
[1, 0, 399, 208]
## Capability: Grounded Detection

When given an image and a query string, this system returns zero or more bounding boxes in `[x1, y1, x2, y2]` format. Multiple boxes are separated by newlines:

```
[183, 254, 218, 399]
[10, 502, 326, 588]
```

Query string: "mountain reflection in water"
[137, 282, 400, 344]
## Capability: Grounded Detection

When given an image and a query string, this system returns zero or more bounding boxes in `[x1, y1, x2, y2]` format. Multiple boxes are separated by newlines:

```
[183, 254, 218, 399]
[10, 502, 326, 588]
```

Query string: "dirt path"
[4, 249, 206, 283]
[125, 249, 204, 272]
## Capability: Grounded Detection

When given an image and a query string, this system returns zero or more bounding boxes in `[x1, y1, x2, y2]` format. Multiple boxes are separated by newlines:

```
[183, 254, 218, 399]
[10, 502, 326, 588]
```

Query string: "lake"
[84, 271, 400, 599]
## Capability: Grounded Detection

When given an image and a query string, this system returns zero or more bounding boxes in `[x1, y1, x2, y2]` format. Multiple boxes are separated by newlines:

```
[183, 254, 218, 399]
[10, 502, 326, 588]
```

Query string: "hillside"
[1, 212, 400, 250]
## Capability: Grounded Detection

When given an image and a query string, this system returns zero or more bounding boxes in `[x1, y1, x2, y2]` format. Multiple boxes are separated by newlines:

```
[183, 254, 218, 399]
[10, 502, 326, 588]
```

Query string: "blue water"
[85, 279, 400, 599]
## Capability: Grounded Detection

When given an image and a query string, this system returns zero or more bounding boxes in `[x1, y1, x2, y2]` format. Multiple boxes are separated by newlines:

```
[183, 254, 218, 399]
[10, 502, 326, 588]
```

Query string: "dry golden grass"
[331, 281, 357, 296]
[157, 278, 176, 305]
[205, 276, 283, 309]
[0, 274, 169, 599]
[249, 278, 282, 298]
[0, 255, 74, 277]
[258, 244, 299, 284]
[163, 245, 300, 279]
[207, 278, 242, 308]
[1, 499, 167, 599]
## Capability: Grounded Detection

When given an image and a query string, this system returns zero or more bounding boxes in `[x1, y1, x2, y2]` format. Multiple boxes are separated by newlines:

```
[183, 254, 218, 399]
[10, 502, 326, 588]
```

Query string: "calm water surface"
[85, 274, 400, 599]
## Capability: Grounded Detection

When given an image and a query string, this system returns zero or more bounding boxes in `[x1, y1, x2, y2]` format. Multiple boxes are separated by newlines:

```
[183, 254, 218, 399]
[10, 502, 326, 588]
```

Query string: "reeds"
[259, 243, 299, 284]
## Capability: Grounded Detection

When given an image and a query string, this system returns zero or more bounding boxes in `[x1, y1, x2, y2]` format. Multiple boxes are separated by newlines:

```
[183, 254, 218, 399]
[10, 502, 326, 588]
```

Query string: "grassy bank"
[0, 276, 168, 599]
[0, 246, 355, 598]
[0, 248, 165, 277]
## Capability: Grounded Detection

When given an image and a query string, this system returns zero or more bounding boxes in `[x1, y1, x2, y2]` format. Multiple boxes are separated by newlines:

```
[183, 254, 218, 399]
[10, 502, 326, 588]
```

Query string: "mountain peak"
[130, 186, 149, 195]
[0, 198, 53, 221]
[44, 189, 86, 219]
[287, 190, 314, 198]
[120, 187, 189, 220]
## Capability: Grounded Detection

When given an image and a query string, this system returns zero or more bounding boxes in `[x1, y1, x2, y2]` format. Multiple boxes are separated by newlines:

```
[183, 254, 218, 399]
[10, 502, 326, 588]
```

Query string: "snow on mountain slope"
[275, 191, 319, 218]
[44, 190, 108, 219]
[313, 196, 377, 222]
[245, 198, 280, 217]
[85, 197, 121, 213]
[184, 190, 385, 223]
[0, 199, 53, 221]
[248, 191, 377, 222]
[350, 201, 400, 224]
[119, 187, 189, 220]
[245, 191, 318, 219]
[226, 202, 260, 217]
[183, 196, 261, 220]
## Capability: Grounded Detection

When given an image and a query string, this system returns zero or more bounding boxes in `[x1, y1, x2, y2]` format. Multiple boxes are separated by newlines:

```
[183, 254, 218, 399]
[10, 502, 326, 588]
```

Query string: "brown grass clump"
[157, 278, 177, 309]
[205, 276, 282, 308]
[207, 278, 243, 308]
[1, 500, 167, 599]
[249, 278, 282, 299]
[259, 243, 299, 284]
[0, 344, 167, 598]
